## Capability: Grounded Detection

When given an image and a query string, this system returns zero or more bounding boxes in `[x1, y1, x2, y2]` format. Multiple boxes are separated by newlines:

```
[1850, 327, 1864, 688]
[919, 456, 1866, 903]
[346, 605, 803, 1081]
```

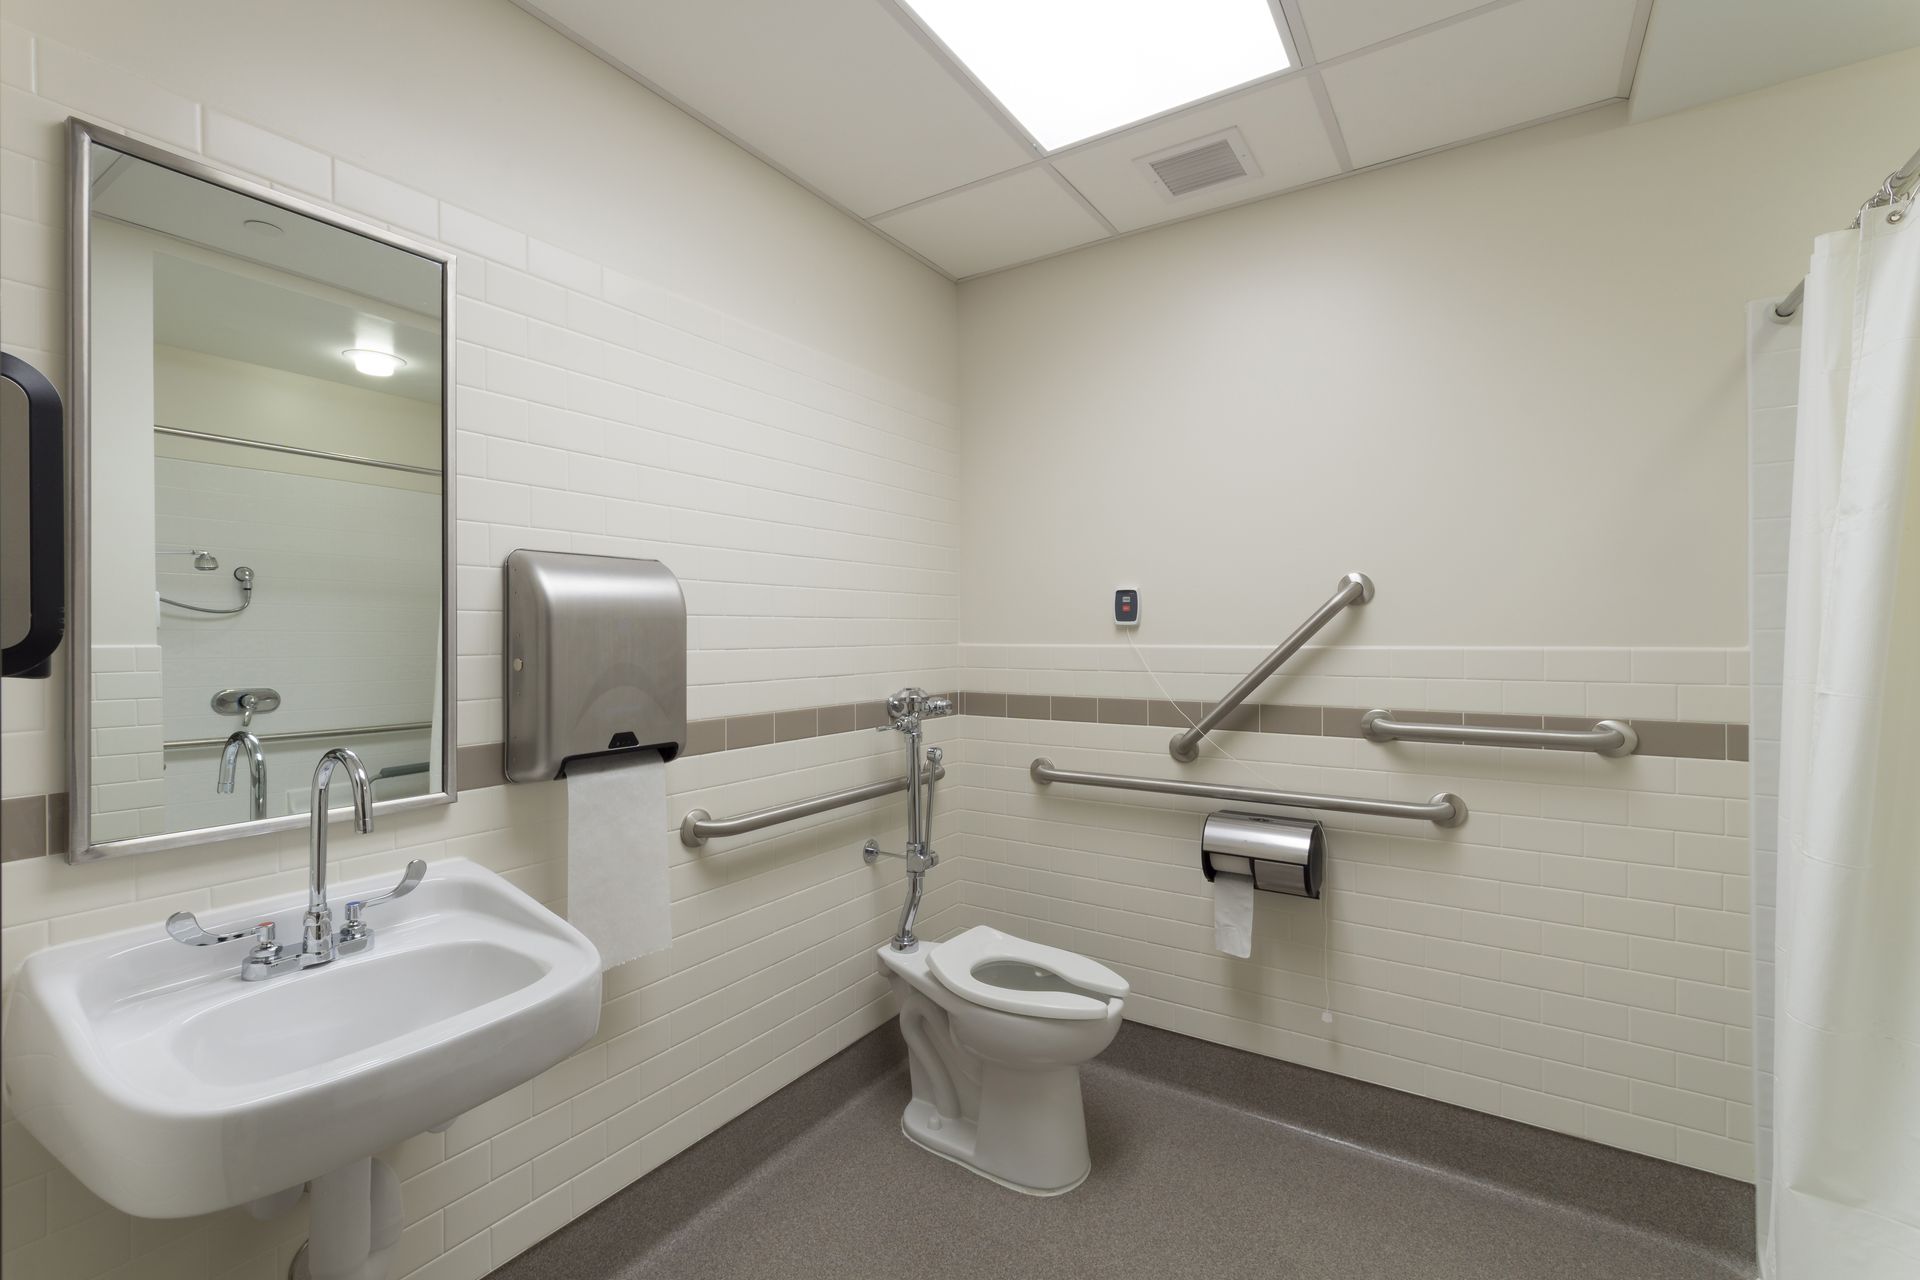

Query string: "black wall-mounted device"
[1, 352, 64, 679]
[1114, 588, 1139, 626]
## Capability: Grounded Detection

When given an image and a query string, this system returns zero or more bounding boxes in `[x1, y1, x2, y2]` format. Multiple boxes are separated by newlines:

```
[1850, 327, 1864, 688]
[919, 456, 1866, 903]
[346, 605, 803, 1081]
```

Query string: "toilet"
[877, 925, 1128, 1195]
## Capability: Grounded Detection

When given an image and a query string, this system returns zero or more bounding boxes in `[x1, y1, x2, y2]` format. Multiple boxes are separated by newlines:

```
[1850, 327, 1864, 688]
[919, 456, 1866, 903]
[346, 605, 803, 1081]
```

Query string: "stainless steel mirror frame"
[65, 116, 459, 862]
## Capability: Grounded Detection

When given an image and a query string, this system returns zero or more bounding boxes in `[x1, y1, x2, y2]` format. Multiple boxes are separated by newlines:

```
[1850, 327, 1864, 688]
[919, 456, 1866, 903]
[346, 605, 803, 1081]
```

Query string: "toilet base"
[899, 1098, 1089, 1197]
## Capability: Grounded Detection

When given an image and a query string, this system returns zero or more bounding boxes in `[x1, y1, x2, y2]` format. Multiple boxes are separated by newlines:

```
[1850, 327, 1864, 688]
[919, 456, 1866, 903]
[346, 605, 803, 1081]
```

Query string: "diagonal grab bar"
[1169, 572, 1373, 762]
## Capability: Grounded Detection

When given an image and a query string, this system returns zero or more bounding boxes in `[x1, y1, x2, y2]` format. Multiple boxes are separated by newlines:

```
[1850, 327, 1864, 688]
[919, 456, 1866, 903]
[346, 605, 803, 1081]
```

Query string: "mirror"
[69, 118, 455, 861]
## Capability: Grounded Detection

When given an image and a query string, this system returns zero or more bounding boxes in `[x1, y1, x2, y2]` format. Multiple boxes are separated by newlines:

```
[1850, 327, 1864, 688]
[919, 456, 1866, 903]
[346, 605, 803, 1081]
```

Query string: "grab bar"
[1360, 710, 1638, 758]
[1170, 572, 1373, 762]
[681, 763, 947, 848]
[1031, 757, 1466, 827]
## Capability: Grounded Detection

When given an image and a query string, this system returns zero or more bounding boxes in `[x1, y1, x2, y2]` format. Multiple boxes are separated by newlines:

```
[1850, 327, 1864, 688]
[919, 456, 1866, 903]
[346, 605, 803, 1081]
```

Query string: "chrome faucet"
[167, 747, 425, 980]
[299, 747, 375, 968]
[217, 729, 267, 821]
[862, 688, 954, 952]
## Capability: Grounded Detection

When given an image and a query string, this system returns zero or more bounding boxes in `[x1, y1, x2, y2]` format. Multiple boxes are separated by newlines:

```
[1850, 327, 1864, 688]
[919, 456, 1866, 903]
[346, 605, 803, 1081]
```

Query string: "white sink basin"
[2, 857, 601, 1220]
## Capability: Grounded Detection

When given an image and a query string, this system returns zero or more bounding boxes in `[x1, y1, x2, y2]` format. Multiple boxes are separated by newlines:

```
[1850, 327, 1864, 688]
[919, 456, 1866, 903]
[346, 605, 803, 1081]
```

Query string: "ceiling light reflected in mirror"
[343, 348, 406, 377]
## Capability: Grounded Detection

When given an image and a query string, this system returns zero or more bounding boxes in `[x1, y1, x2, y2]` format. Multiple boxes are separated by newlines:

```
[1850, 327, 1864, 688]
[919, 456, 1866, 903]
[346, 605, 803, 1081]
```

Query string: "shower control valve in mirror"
[212, 688, 282, 723]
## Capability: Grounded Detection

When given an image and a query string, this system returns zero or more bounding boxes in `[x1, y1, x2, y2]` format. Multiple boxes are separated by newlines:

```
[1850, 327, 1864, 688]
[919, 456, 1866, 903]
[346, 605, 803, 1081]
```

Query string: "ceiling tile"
[1296, 0, 1489, 60]
[872, 169, 1108, 278]
[1321, 0, 1638, 168]
[520, 0, 1035, 218]
[1051, 77, 1342, 233]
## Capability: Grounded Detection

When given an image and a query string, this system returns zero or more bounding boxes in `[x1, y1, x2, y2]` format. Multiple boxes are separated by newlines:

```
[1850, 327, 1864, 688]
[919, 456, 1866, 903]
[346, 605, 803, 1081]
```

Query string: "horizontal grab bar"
[1030, 757, 1466, 827]
[166, 720, 434, 751]
[1360, 710, 1638, 758]
[1171, 572, 1373, 763]
[681, 764, 946, 848]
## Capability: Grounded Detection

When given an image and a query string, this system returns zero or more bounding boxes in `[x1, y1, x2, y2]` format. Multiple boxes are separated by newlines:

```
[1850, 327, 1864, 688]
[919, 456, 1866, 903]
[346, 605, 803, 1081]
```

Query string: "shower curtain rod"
[1773, 144, 1920, 321]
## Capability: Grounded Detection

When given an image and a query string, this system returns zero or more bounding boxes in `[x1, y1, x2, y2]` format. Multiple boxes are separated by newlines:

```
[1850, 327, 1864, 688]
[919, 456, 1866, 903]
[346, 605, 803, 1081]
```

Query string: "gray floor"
[495, 1026, 1755, 1280]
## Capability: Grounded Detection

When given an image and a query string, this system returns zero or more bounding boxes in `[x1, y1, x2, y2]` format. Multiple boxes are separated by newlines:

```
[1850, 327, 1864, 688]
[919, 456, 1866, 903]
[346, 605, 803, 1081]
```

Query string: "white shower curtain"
[1765, 203, 1920, 1278]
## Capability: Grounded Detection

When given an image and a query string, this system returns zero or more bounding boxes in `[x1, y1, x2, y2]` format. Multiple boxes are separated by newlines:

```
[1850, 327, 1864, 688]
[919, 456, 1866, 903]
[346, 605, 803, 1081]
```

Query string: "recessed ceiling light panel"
[901, 0, 1291, 151]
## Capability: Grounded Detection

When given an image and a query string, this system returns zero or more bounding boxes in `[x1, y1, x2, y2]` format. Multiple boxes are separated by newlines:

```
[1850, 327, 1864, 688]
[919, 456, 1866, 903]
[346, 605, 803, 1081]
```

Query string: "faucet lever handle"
[344, 859, 427, 925]
[167, 912, 275, 947]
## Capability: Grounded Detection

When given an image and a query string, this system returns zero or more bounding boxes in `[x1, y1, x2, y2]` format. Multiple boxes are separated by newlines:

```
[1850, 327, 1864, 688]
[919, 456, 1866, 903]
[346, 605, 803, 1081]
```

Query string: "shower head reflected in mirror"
[158, 548, 220, 571]
[157, 550, 255, 616]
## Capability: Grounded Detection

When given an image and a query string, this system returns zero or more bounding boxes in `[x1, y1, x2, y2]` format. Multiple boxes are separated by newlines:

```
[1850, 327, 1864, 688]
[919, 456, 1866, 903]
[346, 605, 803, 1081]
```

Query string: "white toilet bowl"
[877, 925, 1128, 1195]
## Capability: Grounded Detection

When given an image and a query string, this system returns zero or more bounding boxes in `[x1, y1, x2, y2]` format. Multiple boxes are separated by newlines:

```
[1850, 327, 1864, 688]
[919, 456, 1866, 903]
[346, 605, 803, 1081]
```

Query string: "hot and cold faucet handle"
[339, 859, 428, 947]
[165, 913, 289, 979]
[167, 911, 276, 948]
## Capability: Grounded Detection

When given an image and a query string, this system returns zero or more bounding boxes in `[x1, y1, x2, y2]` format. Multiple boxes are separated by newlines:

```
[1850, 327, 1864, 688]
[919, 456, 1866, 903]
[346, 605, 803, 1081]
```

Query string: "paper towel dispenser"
[1201, 810, 1325, 898]
[504, 550, 686, 782]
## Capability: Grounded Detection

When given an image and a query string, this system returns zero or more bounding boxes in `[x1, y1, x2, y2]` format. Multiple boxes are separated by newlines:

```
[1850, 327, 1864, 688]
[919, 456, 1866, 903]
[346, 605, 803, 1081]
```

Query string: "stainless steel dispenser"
[1201, 810, 1325, 898]
[503, 550, 687, 782]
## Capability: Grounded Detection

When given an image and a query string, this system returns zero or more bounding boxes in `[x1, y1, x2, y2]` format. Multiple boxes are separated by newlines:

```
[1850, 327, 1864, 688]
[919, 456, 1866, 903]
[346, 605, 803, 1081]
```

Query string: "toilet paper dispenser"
[504, 549, 687, 782]
[1201, 811, 1325, 899]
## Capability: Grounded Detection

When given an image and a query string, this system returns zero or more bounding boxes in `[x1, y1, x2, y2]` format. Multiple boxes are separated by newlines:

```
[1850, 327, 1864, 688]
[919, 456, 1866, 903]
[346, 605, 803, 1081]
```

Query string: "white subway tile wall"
[0, 22, 962, 1279]
[86, 645, 165, 842]
[153, 456, 444, 828]
[155, 458, 442, 738]
[946, 643, 1753, 1180]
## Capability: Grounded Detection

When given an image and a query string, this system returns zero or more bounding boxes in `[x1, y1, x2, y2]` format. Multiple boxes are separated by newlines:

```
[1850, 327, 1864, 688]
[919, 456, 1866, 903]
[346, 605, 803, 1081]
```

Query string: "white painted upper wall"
[86, 220, 157, 648]
[1630, 0, 1920, 121]
[955, 47, 1920, 650]
[156, 347, 442, 483]
[3, 0, 959, 402]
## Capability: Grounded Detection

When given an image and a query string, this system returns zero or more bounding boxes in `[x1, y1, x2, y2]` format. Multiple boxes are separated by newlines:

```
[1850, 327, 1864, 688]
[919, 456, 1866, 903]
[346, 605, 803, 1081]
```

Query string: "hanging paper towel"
[566, 751, 671, 970]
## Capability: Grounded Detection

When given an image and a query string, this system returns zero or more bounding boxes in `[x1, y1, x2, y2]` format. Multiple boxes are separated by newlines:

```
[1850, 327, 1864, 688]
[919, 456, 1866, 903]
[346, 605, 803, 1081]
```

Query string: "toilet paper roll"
[1213, 871, 1254, 959]
[566, 750, 671, 971]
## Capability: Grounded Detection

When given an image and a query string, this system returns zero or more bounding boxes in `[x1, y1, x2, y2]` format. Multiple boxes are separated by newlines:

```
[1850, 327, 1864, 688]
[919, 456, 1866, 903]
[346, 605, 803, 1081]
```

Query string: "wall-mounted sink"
[2, 858, 600, 1247]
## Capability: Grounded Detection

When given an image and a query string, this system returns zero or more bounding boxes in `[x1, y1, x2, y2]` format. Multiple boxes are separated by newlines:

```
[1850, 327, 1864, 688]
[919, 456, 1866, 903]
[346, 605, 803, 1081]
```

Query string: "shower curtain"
[1764, 203, 1920, 1278]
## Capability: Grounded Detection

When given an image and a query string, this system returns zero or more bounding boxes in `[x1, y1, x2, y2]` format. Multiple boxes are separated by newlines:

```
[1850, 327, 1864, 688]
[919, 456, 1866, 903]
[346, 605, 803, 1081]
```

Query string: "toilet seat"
[928, 926, 1128, 1021]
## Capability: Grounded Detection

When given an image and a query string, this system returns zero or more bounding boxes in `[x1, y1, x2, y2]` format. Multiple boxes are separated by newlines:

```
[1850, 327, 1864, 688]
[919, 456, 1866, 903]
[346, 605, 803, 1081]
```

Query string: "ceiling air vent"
[1138, 127, 1261, 201]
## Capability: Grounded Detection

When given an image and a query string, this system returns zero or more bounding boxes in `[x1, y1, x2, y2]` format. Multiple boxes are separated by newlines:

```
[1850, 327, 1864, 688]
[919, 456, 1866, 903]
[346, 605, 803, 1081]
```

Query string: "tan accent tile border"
[8, 690, 1745, 858]
[456, 742, 507, 790]
[4, 792, 70, 860]
[773, 708, 817, 743]
[2, 795, 49, 862]
[957, 694, 1747, 762]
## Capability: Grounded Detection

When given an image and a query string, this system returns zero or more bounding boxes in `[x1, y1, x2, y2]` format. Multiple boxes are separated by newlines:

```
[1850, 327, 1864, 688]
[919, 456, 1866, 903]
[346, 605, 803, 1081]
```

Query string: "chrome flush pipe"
[876, 688, 952, 952]
[217, 729, 268, 820]
[892, 743, 942, 949]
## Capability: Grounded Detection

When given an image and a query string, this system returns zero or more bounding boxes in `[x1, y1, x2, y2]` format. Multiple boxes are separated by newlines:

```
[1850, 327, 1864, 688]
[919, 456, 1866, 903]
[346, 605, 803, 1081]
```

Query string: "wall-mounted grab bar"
[1031, 757, 1465, 827]
[166, 720, 433, 751]
[1360, 710, 1638, 757]
[680, 764, 947, 848]
[1170, 572, 1373, 763]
